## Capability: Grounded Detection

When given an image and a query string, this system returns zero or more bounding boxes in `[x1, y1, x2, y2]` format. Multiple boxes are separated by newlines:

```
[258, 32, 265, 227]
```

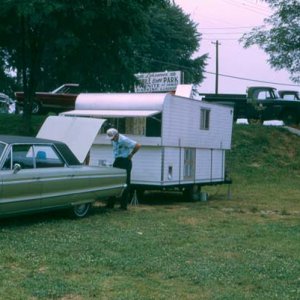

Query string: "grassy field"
[0, 116, 300, 299]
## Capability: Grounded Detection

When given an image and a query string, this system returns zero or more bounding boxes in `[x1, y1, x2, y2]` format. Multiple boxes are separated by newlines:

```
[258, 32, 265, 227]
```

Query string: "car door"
[0, 145, 41, 216]
[34, 145, 89, 209]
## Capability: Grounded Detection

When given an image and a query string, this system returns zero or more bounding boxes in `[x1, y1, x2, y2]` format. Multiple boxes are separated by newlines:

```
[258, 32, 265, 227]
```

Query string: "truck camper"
[59, 85, 234, 201]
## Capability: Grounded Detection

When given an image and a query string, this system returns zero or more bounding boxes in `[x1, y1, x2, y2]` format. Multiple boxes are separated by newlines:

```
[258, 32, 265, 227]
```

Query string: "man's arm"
[128, 143, 141, 160]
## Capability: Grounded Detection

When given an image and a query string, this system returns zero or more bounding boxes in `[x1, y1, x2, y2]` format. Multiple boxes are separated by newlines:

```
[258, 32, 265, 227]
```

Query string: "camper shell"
[60, 88, 233, 200]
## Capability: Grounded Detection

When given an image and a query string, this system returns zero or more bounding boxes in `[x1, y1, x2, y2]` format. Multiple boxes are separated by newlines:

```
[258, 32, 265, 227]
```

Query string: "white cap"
[106, 128, 118, 140]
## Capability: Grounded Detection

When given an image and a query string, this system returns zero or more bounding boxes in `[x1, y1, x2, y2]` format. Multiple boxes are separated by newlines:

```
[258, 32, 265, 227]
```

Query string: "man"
[106, 128, 141, 210]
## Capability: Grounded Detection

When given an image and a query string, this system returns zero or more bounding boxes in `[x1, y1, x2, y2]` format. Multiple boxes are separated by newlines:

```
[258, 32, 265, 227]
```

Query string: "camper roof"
[75, 93, 168, 111]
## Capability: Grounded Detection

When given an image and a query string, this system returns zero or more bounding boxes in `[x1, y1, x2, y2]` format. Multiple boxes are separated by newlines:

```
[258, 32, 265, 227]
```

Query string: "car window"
[0, 142, 6, 158]
[2, 149, 12, 170]
[12, 144, 34, 169]
[1, 144, 65, 170]
[257, 90, 271, 100]
[34, 145, 65, 168]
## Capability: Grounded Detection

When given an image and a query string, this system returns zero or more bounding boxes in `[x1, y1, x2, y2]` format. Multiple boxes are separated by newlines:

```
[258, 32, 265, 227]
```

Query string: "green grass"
[0, 118, 300, 299]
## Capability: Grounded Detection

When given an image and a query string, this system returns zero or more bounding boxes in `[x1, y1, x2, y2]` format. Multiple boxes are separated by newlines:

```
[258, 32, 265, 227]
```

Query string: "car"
[0, 93, 15, 114]
[0, 135, 126, 218]
[15, 83, 80, 115]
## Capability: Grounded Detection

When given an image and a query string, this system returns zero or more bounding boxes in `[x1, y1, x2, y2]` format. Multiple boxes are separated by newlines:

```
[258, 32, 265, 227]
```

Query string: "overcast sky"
[174, 0, 299, 93]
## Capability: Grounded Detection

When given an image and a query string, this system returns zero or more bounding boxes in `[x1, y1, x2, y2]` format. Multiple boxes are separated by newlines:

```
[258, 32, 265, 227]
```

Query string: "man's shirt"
[112, 134, 137, 159]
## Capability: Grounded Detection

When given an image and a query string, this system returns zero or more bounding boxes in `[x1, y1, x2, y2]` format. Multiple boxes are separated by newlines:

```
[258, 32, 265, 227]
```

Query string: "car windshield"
[0, 142, 6, 158]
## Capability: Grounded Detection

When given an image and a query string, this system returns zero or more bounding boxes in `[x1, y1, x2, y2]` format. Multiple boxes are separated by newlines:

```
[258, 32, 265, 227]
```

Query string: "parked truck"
[278, 90, 300, 101]
[201, 86, 300, 125]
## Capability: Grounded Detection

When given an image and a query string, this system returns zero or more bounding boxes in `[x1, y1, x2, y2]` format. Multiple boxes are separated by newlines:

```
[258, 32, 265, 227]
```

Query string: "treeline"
[0, 0, 207, 97]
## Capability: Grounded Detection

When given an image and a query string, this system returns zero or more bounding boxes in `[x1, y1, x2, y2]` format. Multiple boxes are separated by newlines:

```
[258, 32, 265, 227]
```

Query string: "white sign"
[135, 71, 182, 93]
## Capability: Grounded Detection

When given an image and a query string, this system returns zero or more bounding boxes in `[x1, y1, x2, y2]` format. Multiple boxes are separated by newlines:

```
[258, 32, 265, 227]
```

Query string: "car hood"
[37, 116, 105, 163]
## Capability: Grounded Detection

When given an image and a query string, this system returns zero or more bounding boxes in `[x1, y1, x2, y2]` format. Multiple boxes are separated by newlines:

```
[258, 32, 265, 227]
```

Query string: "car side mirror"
[13, 163, 21, 174]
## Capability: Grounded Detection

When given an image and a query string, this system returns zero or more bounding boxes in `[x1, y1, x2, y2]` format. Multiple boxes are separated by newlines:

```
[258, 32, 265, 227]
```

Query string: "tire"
[72, 203, 91, 218]
[283, 111, 297, 126]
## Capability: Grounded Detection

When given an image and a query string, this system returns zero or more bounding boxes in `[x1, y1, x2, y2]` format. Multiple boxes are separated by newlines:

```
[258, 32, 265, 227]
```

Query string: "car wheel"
[283, 111, 297, 126]
[72, 203, 91, 218]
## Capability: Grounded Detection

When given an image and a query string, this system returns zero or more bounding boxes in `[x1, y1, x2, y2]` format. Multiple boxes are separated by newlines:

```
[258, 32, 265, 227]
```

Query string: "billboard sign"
[134, 71, 182, 93]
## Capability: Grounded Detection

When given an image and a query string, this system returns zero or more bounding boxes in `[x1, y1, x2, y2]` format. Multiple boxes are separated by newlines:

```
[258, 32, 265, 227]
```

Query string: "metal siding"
[195, 149, 212, 182]
[132, 147, 162, 184]
[90, 144, 163, 185]
[162, 147, 181, 184]
[162, 96, 233, 149]
[212, 150, 225, 181]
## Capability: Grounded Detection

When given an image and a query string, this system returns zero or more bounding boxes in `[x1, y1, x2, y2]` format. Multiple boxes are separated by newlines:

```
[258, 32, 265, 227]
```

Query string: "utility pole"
[212, 40, 220, 94]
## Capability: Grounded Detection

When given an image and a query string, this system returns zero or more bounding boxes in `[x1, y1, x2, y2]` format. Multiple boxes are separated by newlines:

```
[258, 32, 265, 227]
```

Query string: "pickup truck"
[278, 90, 299, 101]
[201, 86, 300, 125]
[15, 83, 80, 115]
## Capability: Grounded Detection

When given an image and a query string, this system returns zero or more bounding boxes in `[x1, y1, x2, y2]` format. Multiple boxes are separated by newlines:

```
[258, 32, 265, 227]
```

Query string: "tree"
[0, 0, 85, 131]
[39, 1, 206, 91]
[0, 0, 163, 131]
[0, 0, 206, 132]
[129, 3, 207, 86]
[240, 0, 300, 83]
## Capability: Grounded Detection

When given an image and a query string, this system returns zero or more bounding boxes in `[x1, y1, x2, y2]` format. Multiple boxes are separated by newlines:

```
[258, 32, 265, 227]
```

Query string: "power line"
[221, 0, 270, 16]
[204, 70, 299, 87]
[134, 55, 299, 87]
[202, 32, 247, 35]
[240, 0, 270, 13]
[199, 26, 256, 30]
[202, 38, 240, 41]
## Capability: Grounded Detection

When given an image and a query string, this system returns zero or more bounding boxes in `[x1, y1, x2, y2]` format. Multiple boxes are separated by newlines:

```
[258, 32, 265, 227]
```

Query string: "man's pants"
[113, 157, 132, 208]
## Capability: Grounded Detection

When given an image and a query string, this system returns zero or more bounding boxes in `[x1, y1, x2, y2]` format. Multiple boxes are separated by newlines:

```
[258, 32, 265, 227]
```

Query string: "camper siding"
[209, 104, 233, 150]
[162, 147, 181, 184]
[195, 149, 212, 182]
[91, 143, 164, 185]
[162, 96, 232, 149]
[132, 147, 162, 185]
[211, 150, 225, 181]
[90, 145, 114, 166]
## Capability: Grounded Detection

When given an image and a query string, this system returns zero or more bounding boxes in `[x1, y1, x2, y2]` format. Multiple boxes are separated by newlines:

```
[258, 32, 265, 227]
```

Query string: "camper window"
[102, 118, 125, 133]
[146, 113, 162, 137]
[102, 114, 162, 137]
[125, 117, 146, 135]
[200, 108, 210, 130]
[184, 148, 195, 180]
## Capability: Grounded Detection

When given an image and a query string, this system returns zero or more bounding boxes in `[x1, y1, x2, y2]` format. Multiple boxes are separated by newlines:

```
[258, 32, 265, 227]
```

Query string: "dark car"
[15, 83, 80, 115]
[0, 135, 126, 218]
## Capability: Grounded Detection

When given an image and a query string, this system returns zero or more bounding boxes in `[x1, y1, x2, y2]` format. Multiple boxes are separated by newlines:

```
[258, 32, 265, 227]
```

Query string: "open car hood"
[37, 116, 105, 163]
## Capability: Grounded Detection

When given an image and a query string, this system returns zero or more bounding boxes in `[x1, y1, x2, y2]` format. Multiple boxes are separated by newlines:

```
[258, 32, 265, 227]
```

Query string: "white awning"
[60, 109, 161, 117]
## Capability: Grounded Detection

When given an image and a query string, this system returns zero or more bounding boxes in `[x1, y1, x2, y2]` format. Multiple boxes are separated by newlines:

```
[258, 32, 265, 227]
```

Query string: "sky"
[174, 0, 300, 94]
